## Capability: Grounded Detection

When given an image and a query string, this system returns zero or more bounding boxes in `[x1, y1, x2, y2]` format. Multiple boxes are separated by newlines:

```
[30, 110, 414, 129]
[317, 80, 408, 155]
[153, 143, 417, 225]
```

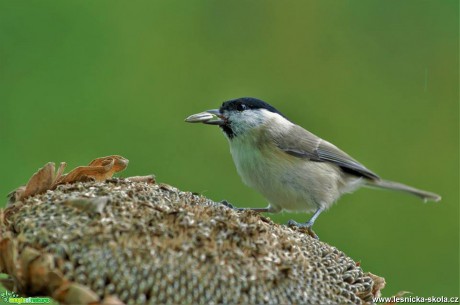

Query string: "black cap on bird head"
[220, 97, 286, 118]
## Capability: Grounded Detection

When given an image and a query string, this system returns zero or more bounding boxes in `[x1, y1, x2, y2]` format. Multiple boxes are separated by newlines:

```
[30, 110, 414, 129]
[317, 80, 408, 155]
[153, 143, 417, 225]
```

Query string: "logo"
[0, 291, 51, 304]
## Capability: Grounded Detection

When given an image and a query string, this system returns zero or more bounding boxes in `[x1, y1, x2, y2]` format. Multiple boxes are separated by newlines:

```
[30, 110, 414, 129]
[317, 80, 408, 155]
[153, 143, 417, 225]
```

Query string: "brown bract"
[7, 156, 128, 205]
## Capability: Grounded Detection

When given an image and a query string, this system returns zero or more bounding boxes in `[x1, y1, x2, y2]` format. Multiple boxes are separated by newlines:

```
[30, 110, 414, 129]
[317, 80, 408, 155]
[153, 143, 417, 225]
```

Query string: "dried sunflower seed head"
[0, 178, 384, 305]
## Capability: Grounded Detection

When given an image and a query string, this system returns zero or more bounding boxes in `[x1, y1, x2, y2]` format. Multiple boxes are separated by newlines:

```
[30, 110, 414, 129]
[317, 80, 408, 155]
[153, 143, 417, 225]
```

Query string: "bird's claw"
[219, 201, 247, 212]
[219, 200, 235, 209]
[287, 219, 319, 240]
[287, 219, 300, 227]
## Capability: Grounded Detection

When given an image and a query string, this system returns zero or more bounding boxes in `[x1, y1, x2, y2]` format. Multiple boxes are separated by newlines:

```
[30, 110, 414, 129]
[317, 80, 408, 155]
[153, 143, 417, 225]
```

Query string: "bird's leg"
[287, 207, 324, 239]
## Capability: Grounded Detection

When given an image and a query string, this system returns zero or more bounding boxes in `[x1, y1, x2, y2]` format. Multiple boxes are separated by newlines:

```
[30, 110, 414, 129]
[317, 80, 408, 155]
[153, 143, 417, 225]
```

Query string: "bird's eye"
[236, 103, 247, 111]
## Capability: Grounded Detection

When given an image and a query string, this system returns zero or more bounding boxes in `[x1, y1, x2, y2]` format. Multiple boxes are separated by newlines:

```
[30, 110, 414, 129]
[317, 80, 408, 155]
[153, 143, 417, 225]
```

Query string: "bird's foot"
[219, 200, 236, 209]
[287, 219, 319, 240]
[219, 201, 255, 212]
[219, 200, 234, 209]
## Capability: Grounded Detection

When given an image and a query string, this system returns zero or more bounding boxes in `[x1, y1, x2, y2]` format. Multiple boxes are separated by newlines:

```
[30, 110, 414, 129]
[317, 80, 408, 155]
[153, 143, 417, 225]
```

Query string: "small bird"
[185, 97, 441, 238]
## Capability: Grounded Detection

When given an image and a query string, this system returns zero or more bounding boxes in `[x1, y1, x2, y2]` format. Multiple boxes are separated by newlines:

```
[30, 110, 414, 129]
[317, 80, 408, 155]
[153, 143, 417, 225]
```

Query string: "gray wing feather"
[275, 125, 379, 180]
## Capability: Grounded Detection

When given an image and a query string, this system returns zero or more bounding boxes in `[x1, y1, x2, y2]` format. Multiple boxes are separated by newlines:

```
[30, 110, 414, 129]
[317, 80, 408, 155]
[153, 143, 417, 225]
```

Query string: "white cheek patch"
[227, 109, 287, 136]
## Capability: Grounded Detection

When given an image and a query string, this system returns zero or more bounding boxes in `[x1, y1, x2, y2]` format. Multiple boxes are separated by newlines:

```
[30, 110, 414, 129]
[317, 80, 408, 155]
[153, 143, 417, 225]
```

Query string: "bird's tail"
[366, 179, 441, 202]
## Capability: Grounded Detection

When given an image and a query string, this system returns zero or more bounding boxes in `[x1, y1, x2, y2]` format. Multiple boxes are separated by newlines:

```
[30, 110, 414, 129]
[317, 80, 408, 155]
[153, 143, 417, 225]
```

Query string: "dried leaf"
[8, 162, 65, 204]
[19, 247, 41, 285]
[28, 253, 55, 294]
[54, 162, 67, 185]
[57, 156, 128, 185]
[89, 155, 128, 171]
[47, 270, 69, 297]
[7, 156, 128, 205]
[54, 283, 100, 304]
[21, 162, 55, 200]
[6, 186, 25, 206]
[0, 237, 17, 276]
[368, 272, 386, 298]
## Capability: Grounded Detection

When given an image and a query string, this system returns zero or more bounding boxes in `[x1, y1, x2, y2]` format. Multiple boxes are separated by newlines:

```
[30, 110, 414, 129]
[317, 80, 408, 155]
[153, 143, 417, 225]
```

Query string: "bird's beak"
[184, 109, 225, 125]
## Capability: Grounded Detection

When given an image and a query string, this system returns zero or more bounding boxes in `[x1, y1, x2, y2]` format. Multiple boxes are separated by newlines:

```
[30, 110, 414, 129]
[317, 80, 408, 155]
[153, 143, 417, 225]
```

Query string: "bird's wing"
[274, 125, 380, 180]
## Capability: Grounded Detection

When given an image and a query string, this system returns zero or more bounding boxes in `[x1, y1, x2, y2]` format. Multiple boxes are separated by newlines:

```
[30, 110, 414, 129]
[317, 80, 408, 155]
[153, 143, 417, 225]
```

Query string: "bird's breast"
[229, 140, 271, 188]
[228, 135, 322, 212]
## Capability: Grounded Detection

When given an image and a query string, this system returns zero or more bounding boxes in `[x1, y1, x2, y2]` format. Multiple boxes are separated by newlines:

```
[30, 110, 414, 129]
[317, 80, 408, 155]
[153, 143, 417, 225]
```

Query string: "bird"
[185, 97, 441, 238]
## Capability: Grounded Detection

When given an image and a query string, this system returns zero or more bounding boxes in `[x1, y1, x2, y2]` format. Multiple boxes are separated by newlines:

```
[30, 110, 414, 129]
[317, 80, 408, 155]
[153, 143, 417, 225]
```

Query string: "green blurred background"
[0, 0, 458, 300]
